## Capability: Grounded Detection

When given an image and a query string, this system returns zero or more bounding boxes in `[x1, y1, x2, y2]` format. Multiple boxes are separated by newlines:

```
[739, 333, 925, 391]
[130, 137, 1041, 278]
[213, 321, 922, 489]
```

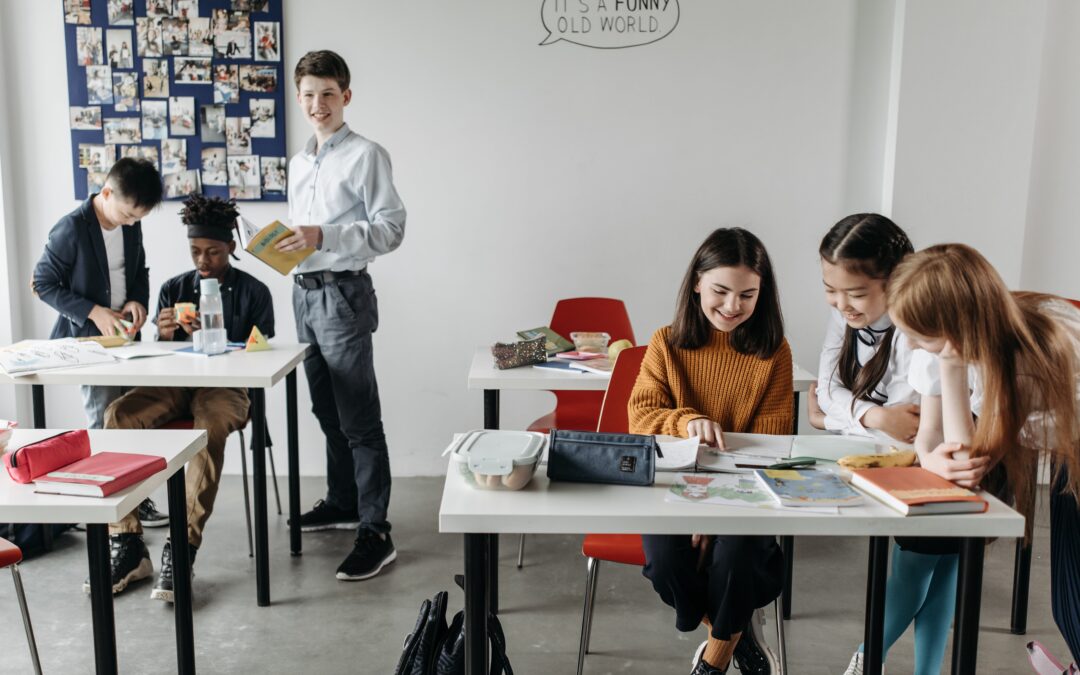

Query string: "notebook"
[33, 452, 167, 497]
[851, 467, 989, 515]
[754, 468, 864, 507]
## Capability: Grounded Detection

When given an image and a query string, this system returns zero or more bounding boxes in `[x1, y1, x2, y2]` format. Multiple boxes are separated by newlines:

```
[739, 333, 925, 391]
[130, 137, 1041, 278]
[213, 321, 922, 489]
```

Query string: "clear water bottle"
[199, 278, 227, 355]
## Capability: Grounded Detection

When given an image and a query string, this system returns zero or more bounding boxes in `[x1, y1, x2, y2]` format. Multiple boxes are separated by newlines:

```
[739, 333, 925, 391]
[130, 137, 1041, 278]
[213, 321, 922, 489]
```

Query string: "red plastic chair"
[575, 346, 786, 674]
[0, 538, 43, 674]
[161, 412, 281, 558]
[526, 298, 636, 434]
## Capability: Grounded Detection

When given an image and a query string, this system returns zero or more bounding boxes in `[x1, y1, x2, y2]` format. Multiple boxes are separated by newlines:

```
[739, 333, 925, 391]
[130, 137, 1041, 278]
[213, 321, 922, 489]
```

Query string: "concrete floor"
[0, 476, 1069, 674]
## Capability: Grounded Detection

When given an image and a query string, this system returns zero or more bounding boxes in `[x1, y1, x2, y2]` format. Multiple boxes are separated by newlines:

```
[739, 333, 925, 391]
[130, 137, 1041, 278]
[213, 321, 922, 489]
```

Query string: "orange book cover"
[852, 467, 988, 515]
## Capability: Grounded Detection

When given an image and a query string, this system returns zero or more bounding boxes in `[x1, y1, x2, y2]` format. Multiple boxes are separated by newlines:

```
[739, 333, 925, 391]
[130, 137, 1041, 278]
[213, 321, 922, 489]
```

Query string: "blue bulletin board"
[61, 0, 287, 201]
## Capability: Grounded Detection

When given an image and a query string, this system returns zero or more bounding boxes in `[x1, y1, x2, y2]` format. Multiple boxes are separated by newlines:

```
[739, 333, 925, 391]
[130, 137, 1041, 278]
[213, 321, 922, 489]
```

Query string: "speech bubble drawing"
[540, 0, 680, 49]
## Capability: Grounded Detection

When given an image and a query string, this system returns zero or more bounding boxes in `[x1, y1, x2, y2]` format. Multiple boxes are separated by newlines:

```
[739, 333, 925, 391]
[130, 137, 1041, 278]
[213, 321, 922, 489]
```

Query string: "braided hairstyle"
[179, 194, 238, 228]
[819, 214, 914, 409]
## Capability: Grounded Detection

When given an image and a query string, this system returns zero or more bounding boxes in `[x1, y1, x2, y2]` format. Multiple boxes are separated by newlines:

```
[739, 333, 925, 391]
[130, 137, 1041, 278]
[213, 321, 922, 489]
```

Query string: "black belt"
[293, 269, 365, 289]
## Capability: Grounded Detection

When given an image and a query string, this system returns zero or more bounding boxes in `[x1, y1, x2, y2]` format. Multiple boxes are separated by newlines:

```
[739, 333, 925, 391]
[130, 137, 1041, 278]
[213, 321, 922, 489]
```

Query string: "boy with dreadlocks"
[97, 195, 275, 602]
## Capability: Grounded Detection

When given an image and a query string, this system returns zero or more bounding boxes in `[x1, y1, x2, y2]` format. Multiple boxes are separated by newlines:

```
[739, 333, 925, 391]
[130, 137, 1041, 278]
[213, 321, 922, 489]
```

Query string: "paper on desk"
[722, 433, 793, 460]
[656, 436, 700, 471]
[110, 344, 175, 360]
[665, 473, 839, 513]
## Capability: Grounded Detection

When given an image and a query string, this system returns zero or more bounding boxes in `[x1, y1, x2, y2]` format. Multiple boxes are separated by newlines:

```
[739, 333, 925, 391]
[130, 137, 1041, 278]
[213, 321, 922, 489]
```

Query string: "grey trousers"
[293, 270, 391, 534]
[80, 385, 128, 429]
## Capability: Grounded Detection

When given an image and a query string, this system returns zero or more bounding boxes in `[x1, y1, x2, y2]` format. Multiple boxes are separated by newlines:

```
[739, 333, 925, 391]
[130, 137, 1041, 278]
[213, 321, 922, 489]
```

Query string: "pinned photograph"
[142, 100, 168, 140]
[175, 57, 211, 84]
[164, 170, 201, 199]
[231, 0, 252, 9]
[215, 30, 251, 59]
[161, 138, 187, 173]
[211, 9, 230, 35]
[227, 155, 260, 200]
[107, 0, 134, 25]
[213, 64, 239, 104]
[146, 0, 174, 17]
[254, 21, 279, 61]
[249, 0, 269, 11]
[161, 17, 189, 56]
[136, 17, 163, 57]
[103, 117, 141, 144]
[249, 99, 274, 138]
[238, 65, 276, 92]
[78, 144, 115, 172]
[261, 156, 287, 194]
[76, 27, 104, 65]
[176, 0, 199, 20]
[188, 17, 212, 56]
[225, 116, 252, 154]
[201, 147, 227, 186]
[112, 72, 140, 111]
[70, 106, 102, 130]
[86, 66, 113, 105]
[120, 145, 160, 171]
[169, 96, 196, 136]
[200, 104, 226, 143]
[64, 0, 92, 25]
[106, 29, 134, 69]
[87, 172, 109, 194]
[142, 58, 169, 97]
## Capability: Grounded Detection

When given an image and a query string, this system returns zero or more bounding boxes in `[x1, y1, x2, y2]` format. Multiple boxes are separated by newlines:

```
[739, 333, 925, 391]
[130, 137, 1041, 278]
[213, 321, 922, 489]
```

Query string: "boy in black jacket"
[100, 195, 274, 600]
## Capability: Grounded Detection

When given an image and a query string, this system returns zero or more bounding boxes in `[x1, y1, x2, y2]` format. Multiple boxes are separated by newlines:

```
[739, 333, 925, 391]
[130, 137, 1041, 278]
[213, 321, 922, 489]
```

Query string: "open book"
[656, 433, 883, 474]
[0, 339, 114, 377]
[236, 216, 314, 275]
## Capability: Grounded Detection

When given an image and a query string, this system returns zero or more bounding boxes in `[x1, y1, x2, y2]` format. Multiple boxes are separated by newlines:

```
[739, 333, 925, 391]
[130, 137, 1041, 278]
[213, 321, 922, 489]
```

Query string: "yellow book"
[236, 217, 314, 275]
[246, 325, 271, 352]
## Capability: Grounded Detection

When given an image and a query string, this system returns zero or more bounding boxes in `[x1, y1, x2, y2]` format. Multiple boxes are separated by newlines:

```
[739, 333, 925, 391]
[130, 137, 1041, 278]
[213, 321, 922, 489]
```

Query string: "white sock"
[1027, 642, 1066, 675]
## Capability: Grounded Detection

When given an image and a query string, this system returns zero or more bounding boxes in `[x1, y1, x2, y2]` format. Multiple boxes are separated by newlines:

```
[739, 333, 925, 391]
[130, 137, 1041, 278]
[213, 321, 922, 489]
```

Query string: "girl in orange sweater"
[630, 227, 792, 675]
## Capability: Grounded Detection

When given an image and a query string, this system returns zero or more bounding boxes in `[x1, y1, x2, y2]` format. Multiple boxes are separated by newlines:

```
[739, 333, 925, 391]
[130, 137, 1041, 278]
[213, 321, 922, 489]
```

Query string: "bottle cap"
[199, 278, 220, 296]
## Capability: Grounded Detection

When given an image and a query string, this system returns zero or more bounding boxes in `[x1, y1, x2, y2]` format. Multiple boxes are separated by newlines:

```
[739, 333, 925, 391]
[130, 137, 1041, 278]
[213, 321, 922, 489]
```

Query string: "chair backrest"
[1068, 298, 1080, 310]
[596, 346, 648, 433]
[550, 298, 636, 346]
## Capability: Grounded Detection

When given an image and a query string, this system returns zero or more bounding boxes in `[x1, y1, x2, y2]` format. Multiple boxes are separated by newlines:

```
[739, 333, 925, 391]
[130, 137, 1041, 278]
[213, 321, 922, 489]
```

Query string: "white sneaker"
[692, 639, 707, 666]
[843, 651, 864, 675]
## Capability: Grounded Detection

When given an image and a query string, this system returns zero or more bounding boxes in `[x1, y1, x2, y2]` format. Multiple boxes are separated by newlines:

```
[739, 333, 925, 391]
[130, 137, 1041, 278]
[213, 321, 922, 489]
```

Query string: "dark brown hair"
[819, 213, 913, 409]
[179, 194, 238, 228]
[670, 227, 784, 359]
[293, 50, 350, 91]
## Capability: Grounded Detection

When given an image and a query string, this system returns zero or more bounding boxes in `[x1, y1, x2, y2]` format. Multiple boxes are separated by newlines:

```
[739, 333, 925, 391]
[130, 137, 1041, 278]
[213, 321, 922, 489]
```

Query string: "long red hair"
[887, 244, 1080, 517]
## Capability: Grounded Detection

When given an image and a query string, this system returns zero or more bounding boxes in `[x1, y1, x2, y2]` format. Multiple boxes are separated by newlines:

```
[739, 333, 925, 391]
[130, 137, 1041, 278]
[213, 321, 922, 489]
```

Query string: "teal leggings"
[858, 543, 959, 675]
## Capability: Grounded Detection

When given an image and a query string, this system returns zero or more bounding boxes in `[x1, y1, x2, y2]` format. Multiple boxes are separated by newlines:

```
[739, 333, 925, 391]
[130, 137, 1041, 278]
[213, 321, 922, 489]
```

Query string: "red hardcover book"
[33, 452, 167, 498]
[852, 466, 989, 516]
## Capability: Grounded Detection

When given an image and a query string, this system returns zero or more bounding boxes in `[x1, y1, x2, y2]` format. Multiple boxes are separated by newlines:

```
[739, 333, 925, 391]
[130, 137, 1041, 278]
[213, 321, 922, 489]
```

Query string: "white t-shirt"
[100, 224, 126, 311]
[815, 309, 919, 442]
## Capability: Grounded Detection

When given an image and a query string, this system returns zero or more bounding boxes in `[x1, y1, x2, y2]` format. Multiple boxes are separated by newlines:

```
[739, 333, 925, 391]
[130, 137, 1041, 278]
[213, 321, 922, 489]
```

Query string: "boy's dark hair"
[105, 158, 163, 210]
[670, 227, 785, 359]
[179, 194, 239, 229]
[819, 213, 914, 409]
[294, 50, 350, 91]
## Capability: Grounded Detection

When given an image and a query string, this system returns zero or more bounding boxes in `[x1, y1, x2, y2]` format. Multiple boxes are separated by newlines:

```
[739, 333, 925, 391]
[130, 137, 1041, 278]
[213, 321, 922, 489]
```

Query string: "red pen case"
[4, 430, 91, 484]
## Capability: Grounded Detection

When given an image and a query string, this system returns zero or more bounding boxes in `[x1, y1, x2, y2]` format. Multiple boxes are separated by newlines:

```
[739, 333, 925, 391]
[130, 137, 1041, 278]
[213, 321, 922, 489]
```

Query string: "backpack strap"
[487, 613, 513, 675]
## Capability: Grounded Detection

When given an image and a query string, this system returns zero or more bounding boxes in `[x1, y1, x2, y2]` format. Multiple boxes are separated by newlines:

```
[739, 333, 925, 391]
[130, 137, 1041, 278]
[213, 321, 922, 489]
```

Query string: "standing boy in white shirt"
[277, 50, 406, 580]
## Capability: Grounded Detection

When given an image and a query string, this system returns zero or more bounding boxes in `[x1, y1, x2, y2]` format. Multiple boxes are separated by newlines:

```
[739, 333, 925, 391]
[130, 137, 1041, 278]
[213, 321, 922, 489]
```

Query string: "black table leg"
[287, 371, 301, 557]
[167, 468, 196, 674]
[952, 537, 985, 675]
[31, 385, 45, 428]
[251, 388, 270, 606]
[86, 524, 117, 675]
[781, 535, 794, 620]
[1011, 538, 1032, 634]
[465, 533, 490, 675]
[483, 389, 500, 616]
[863, 536, 889, 675]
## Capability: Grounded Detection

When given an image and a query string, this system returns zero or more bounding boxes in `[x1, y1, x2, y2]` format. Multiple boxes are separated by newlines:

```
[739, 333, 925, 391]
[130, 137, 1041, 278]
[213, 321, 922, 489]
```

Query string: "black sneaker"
[335, 530, 396, 581]
[291, 499, 361, 532]
[137, 498, 169, 528]
[82, 533, 153, 595]
[732, 610, 779, 675]
[150, 540, 197, 603]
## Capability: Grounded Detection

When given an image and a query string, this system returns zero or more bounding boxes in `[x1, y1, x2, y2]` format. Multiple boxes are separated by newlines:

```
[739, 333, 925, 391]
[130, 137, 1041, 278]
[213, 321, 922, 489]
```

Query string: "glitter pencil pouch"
[491, 336, 547, 370]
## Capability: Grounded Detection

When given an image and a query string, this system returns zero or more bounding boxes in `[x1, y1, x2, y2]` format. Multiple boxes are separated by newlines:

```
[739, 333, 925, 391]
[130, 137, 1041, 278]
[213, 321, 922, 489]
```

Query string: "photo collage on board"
[64, 0, 285, 201]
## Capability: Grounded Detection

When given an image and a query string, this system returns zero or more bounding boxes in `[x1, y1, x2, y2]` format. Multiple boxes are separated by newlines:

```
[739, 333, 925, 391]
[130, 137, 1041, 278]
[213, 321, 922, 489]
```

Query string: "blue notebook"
[754, 469, 863, 507]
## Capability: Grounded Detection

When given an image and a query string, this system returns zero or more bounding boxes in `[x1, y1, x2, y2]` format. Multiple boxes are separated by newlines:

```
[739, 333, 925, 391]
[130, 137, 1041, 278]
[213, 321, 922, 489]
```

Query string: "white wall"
[0, 1, 1073, 477]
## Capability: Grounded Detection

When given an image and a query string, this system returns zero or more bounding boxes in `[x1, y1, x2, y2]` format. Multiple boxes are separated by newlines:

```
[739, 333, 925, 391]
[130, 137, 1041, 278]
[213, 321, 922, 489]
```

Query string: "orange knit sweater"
[628, 325, 794, 438]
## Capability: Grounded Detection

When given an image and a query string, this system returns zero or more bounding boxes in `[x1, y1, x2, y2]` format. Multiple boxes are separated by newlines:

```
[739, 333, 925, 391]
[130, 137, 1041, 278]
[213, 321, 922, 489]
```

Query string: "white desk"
[0, 428, 207, 675]
[439, 466, 1024, 675]
[0, 342, 310, 607]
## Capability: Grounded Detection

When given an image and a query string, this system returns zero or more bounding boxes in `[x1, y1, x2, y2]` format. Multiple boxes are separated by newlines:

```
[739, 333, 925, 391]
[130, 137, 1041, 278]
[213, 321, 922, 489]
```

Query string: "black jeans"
[642, 534, 784, 640]
[293, 271, 391, 535]
[1051, 467, 1080, 661]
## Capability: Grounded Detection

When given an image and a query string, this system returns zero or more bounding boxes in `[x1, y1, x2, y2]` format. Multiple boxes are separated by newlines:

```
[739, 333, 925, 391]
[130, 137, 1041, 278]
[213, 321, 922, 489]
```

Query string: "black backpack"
[395, 591, 513, 675]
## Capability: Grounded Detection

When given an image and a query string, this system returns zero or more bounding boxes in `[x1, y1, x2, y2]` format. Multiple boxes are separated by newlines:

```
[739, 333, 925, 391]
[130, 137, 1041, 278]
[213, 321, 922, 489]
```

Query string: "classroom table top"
[0, 428, 206, 524]
[0, 341, 309, 389]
